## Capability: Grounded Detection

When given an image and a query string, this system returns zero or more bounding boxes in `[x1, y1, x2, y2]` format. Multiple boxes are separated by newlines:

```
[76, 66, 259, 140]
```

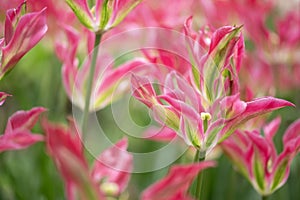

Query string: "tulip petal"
[0, 107, 45, 153]
[143, 126, 177, 141]
[283, 119, 300, 147]
[220, 97, 294, 142]
[141, 161, 215, 200]
[0, 130, 44, 153]
[131, 74, 157, 108]
[4, 1, 25, 44]
[0, 92, 11, 106]
[4, 107, 46, 134]
[91, 138, 132, 195]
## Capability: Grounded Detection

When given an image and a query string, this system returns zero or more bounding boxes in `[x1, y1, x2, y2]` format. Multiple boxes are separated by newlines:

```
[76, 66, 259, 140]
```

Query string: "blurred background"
[1, 0, 300, 199]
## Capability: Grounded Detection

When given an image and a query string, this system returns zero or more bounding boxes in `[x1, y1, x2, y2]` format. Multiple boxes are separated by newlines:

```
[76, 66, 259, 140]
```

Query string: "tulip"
[0, 107, 45, 152]
[0, 1, 48, 79]
[132, 69, 293, 157]
[56, 24, 147, 111]
[65, 0, 142, 33]
[43, 118, 133, 199]
[222, 117, 300, 196]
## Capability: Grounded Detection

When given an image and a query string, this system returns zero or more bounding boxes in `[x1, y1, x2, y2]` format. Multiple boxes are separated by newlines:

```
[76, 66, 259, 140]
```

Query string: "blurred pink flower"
[196, 0, 274, 46]
[141, 161, 215, 200]
[222, 117, 300, 196]
[91, 138, 132, 196]
[56, 24, 147, 111]
[43, 118, 133, 199]
[124, 0, 194, 29]
[43, 118, 103, 200]
[0, 107, 45, 152]
[0, 1, 48, 79]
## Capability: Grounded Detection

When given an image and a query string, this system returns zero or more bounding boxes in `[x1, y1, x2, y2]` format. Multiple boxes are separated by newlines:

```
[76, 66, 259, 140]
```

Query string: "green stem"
[81, 33, 103, 140]
[262, 195, 269, 200]
[195, 150, 206, 200]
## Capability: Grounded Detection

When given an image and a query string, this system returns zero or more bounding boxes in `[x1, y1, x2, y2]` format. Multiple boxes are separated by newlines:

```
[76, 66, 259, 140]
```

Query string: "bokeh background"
[1, 0, 300, 199]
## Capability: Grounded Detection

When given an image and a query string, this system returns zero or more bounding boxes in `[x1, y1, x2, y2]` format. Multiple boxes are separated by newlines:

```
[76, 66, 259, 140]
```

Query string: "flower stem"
[196, 151, 206, 199]
[81, 33, 103, 140]
[262, 195, 269, 200]
[194, 150, 206, 200]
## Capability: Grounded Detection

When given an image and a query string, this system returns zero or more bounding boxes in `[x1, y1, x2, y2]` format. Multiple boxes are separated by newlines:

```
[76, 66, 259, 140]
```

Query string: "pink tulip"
[141, 161, 215, 200]
[56, 24, 147, 111]
[184, 19, 244, 99]
[132, 65, 293, 155]
[0, 107, 45, 152]
[43, 118, 105, 200]
[43, 118, 133, 199]
[222, 117, 300, 196]
[65, 0, 142, 32]
[131, 18, 294, 155]
[0, 1, 48, 79]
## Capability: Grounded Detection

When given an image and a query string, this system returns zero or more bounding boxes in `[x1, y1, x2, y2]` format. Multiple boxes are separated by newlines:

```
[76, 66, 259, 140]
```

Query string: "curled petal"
[0, 107, 46, 153]
[220, 97, 294, 141]
[4, 107, 46, 134]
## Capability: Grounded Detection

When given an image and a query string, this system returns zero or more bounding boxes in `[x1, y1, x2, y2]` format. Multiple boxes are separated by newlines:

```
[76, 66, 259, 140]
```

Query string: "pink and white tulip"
[131, 22, 294, 156]
[56, 24, 147, 111]
[0, 1, 47, 79]
[222, 117, 300, 196]
[65, 0, 142, 32]
[43, 118, 133, 199]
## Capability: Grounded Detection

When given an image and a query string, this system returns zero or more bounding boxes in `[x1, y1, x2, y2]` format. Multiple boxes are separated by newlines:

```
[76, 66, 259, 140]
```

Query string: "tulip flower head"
[65, 0, 142, 33]
[56, 24, 147, 111]
[131, 22, 293, 157]
[0, 1, 47, 79]
[43, 118, 133, 199]
[222, 117, 300, 196]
